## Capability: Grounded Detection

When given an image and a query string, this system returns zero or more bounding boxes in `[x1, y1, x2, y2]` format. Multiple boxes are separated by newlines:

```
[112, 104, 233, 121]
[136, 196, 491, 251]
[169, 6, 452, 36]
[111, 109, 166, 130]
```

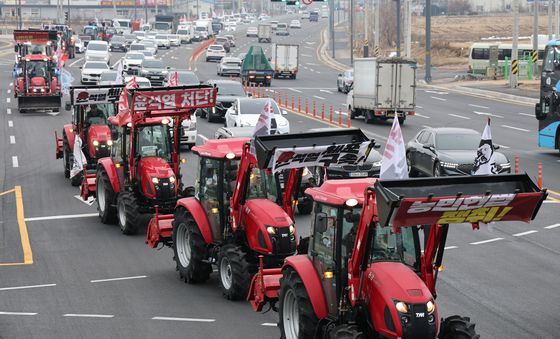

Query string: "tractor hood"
[137, 157, 176, 200]
[244, 199, 293, 227]
[366, 262, 433, 305]
[87, 124, 112, 159]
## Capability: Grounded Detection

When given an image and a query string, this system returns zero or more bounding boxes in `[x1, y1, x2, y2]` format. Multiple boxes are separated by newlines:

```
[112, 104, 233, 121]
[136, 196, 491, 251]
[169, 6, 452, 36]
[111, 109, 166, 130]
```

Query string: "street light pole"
[533, 0, 539, 78]
[350, 0, 354, 65]
[511, 0, 519, 88]
[396, 0, 401, 57]
[145, 0, 148, 23]
[425, 0, 432, 83]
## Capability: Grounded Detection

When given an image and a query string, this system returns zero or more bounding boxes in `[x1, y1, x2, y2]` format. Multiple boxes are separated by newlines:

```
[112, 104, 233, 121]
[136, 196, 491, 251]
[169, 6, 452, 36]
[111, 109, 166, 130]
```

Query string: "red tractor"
[249, 174, 546, 338]
[55, 85, 124, 186]
[13, 30, 62, 113]
[146, 129, 374, 301]
[80, 85, 216, 235]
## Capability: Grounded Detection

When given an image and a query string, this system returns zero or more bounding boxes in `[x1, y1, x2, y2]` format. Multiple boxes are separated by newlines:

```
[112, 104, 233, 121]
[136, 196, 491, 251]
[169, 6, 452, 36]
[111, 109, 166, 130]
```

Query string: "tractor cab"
[83, 25, 100, 40]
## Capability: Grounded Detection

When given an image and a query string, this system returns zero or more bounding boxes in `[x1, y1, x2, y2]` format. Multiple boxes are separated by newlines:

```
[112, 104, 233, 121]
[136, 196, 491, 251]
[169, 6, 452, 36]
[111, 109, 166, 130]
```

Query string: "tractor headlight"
[266, 226, 276, 235]
[169, 176, 176, 183]
[92, 140, 99, 146]
[289, 225, 295, 235]
[301, 167, 309, 177]
[501, 162, 511, 169]
[395, 301, 409, 313]
[426, 300, 435, 314]
[107, 140, 113, 146]
[152, 177, 159, 184]
[440, 161, 458, 169]
[372, 160, 382, 168]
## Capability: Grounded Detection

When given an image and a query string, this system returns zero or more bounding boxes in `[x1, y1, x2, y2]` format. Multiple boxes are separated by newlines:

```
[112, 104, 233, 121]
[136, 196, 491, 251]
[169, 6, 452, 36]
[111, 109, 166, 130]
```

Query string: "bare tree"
[380, 0, 397, 48]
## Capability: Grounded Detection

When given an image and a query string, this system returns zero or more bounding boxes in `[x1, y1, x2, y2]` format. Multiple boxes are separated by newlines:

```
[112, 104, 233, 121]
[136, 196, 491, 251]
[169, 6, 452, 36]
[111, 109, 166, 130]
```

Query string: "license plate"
[349, 172, 368, 177]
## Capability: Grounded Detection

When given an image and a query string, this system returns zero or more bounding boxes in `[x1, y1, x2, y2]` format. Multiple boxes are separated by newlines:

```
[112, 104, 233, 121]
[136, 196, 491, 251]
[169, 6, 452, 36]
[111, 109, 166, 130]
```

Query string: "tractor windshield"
[26, 61, 48, 79]
[136, 124, 172, 162]
[369, 225, 419, 270]
[246, 168, 279, 202]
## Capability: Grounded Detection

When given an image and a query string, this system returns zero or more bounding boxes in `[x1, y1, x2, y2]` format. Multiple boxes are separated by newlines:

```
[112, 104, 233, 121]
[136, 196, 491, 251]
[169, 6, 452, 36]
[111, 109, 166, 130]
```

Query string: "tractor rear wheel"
[117, 191, 140, 235]
[279, 268, 318, 339]
[172, 210, 211, 283]
[438, 315, 480, 339]
[218, 245, 255, 300]
[329, 325, 363, 339]
[97, 170, 117, 224]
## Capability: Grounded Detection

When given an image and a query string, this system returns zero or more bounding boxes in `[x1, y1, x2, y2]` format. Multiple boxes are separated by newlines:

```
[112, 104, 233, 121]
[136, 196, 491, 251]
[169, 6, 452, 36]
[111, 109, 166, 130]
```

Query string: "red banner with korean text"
[390, 192, 544, 227]
[128, 87, 216, 114]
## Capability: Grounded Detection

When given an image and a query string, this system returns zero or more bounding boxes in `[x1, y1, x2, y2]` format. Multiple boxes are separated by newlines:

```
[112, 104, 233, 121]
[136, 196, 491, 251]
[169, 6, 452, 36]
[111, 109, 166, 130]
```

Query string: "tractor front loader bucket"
[374, 174, 547, 229]
[146, 211, 174, 248]
[55, 130, 63, 159]
[18, 95, 61, 112]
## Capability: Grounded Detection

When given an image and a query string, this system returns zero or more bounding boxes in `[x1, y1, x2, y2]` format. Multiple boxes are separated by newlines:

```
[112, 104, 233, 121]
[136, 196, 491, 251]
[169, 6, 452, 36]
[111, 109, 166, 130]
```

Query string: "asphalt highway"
[0, 10, 559, 339]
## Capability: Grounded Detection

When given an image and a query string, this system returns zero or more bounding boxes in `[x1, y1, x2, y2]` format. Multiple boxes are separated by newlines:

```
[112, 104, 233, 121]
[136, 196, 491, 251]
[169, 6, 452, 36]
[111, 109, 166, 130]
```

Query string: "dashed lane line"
[64, 314, 114, 318]
[68, 57, 84, 68]
[313, 95, 325, 100]
[449, 113, 470, 120]
[501, 125, 530, 132]
[415, 113, 430, 119]
[0, 283, 56, 291]
[261, 323, 277, 327]
[10, 135, 15, 144]
[151, 316, 216, 322]
[6, 98, 10, 103]
[512, 230, 538, 237]
[444, 246, 458, 250]
[12, 156, 18, 168]
[8, 120, 13, 127]
[469, 104, 489, 109]
[544, 223, 560, 229]
[0, 311, 37, 316]
[319, 89, 333, 94]
[473, 111, 504, 118]
[430, 96, 446, 101]
[289, 88, 302, 93]
[90, 275, 148, 283]
[470, 237, 503, 245]
[24, 213, 98, 222]
[518, 112, 533, 117]
[7, 108, 11, 114]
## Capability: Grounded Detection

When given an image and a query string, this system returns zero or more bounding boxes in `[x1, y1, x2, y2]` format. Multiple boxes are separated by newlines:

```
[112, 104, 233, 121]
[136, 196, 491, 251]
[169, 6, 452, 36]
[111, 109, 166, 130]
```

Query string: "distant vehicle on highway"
[215, 36, 231, 53]
[73, 36, 86, 53]
[163, 70, 199, 86]
[123, 52, 145, 74]
[154, 34, 171, 49]
[97, 70, 120, 86]
[224, 97, 290, 134]
[224, 21, 237, 32]
[141, 50, 156, 59]
[132, 30, 146, 41]
[81, 61, 110, 84]
[276, 23, 289, 36]
[246, 26, 258, 37]
[205, 44, 226, 62]
[176, 28, 193, 44]
[257, 24, 272, 43]
[309, 11, 319, 22]
[301, 11, 310, 20]
[139, 59, 169, 86]
[270, 20, 278, 30]
[128, 43, 146, 54]
[289, 20, 301, 29]
[217, 57, 242, 76]
[337, 69, 354, 93]
[140, 39, 158, 54]
[124, 75, 151, 88]
[198, 79, 247, 122]
[109, 35, 127, 52]
[225, 35, 236, 47]
[85, 40, 110, 63]
[122, 33, 137, 48]
[406, 127, 511, 177]
[167, 34, 181, 47]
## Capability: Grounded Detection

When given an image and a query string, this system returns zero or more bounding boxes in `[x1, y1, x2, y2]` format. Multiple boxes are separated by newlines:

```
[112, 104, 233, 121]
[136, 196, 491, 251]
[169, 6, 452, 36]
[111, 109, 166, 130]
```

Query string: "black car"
[139, 59, 169, 87]
[215, 36, 231, 53]
[198, 80, 247, 122]
[406, 127, 511, 177]
[109, 35, 127, 52]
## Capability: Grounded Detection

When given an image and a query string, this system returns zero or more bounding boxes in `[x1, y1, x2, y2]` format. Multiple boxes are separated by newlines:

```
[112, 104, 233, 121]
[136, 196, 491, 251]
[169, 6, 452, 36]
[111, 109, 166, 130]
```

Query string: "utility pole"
[17, 0, 22, 29]
[405, 0, 411, 57]
[533, 0, 539, 78]
[395, 0, 401, 57]
[556, 0, 559, 37]
[145, 0, 148, 24]
[67, 0, 70, 25]
[363, 0, 368, 57]
[425, 0, 431, 83]
[374, 0, 380, 55]
[549, 0, 553, 40]
[350, 0, 354, 65]
[330, 0, 335, 58]
[511, 0, 519, 88]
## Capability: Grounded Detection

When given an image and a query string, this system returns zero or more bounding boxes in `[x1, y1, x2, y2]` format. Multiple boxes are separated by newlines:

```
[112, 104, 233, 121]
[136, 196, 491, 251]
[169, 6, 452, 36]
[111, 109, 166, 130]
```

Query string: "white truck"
[258, 23, 272, 43]
[346, 57, 416, 125]
[194, 20, 213, 41]
[271, 44, 299, 79]
[113, 18, 132, 34]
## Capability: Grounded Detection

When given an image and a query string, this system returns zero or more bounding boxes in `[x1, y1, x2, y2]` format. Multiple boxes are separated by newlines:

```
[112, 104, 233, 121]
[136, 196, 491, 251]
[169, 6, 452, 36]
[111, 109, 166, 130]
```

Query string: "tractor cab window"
[30, 44, 48, 55]
[27, 61, 48, 78]
[543, 46, 560, 72]
[370, 224, 419, 270]
[135, 124, 171, 162]
[197, 157, 223, 241]
[312, 203, 338, 271]
[111, 126, 128, 164]
[85, 105, 107, 126]
[224, 159, 240, 204]
[341, 208, 362, 264]
[246, 168, 278, 202]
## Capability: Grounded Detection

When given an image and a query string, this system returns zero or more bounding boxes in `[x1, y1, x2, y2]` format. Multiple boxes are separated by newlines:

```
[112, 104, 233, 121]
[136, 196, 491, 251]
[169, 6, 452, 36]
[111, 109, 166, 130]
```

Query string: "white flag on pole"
[250, 98, 275, 154]
[115, 59, 123, 84]
[380, 118, 409, 180]
[70, 136, 87, 179]
[472, 119, 498, 175]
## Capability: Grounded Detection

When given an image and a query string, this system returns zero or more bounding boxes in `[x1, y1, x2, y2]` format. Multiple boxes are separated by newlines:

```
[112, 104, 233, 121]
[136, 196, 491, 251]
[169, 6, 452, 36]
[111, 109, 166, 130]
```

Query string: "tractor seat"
[30, 77, 46, 86]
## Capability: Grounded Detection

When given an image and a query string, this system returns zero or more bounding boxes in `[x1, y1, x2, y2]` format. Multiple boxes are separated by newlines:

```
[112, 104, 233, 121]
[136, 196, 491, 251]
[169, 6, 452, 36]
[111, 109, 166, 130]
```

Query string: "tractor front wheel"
[329, 325, 363, 339]
[279, 268, 318, 339]
[97, 170, 117, 224]
[438, 315, 480, 339]
[117, 191, 140, 235]
[218, 245, 255, 300]
[172, 210, 211, 283]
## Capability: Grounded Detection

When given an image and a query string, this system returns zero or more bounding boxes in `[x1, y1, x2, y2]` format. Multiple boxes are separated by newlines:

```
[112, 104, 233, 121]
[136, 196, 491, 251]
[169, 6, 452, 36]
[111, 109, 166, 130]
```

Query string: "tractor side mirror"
[493, 145, 500, 150]
[423, 144, 435, 152]
[14, 45, 18, 52]
[183, 186, 195, 197]
[314, 212, 328, 233]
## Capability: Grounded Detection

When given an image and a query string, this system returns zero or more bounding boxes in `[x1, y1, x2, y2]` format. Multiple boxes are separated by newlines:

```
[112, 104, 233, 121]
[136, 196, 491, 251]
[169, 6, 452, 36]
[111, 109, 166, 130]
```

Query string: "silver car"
[217, 57, 242, 76]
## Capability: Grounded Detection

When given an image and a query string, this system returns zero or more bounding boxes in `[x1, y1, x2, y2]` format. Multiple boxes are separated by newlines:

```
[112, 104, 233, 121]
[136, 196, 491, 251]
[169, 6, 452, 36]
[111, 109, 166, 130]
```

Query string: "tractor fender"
[51, 77, 58, 93]
[97, 158, 121, 193]
[283, 255, 328, 319]
[176, 198, 213, 244]
[16, 78, 24, 96]
[63, 124, 76, 152]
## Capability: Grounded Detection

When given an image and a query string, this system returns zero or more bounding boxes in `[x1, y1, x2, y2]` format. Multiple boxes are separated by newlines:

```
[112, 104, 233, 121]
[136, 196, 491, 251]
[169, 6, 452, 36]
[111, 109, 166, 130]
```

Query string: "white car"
[128, 43, 146, 53]
[301, 11, 310, 20]
[124, 75, 152, 88]
[224, 22, 237, 32]
[259, 14, 270, 21]
[81, 61, 110, 84]
[217, 57, 242, 76]
[141, 50, 156, 59]
[155, 34, 171, 49]
[176, 28, 192, 44]
[270, 21, 278, 30]
[122, 52, 145, 75]
[85, 41, 110, 63]
[73, 36, 86, 53]
[246, 27, 258, 37]
[141, 40, 158, 54]
[225, 35, 236, 47]
[167, 34, 181, 46]
[97, 70, 121, 85]
[225, 98, 290, 134]
[289, 20, 301, 29]
[133, 30, 146, 40]
[181, 116, 197, 149]
[205, 44, 226, 62]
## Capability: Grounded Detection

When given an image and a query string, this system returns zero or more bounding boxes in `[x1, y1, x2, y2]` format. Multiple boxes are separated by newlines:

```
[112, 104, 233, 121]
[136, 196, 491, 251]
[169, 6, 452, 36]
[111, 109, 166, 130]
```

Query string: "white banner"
[70, 136, 87, 179]
[72, 86, 123, 105]
[271, 141, 374, 173]
[380, 117, 409, 180]
[472, 119, 498, 175]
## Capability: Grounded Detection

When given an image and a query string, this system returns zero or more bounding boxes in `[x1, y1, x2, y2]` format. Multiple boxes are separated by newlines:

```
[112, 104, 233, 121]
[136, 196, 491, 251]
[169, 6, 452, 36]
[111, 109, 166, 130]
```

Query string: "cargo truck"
[271, 44, 299, 79]
[154, 15, 175, 34]
[257, 23, 272, 43]
[346, 57, 416, 125]
[241, 46, 274, 86]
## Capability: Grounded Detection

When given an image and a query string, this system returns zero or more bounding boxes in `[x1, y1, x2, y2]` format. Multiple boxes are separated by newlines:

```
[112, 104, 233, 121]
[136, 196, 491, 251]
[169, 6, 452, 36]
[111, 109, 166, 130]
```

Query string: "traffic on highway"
[1, 2, 560, 339]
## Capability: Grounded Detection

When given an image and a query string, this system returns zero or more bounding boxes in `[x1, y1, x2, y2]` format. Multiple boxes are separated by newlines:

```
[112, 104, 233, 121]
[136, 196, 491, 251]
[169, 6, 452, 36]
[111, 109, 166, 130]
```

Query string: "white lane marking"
[0, 283, 56, 291]
[69, 57, 84, 67]
[0, 311, 38, 316]
[8, 120, 13, 127]
[544, 223, 560, 229]
[9, 82, 13, 86]
[469, 104, 489, 109]
[24, 213, 98, 222]
[543, 200, 560, 204]
[90, 275, 148, 283]
[501, 125, 530, 132]
[304, 46, 314, 49]
[7, 108, 11, 115]
[63, 314, 114, 318]
[7, 89, 11, 94]
[152, 316, 216, 322]
[444, 246, 458, 250]
[335, 110, 348, 116]
[289, 88, 302, 93]
[301, 53, 312, 57]
[494, 144, 510, 149]
[518, 112, 533, 117]
[10, 135, 15, 144]
[12, 156, 18, 168]
[512, 230, 538, 237]
[319, 89, 333, 94]
[313, 95, 325, 100]
[430, 96, 446, 101]
[449, 113, 470, 120]
[473, 111, 504, 118]
[6, 98, 10, 103]
[415, 113, 430, 119]
[416, 105, 423, 109]
[425, 90, 448, 95]
[261, 323, 277, 327]
[470, 237, 503, 245]
[309, 68, 315, 72]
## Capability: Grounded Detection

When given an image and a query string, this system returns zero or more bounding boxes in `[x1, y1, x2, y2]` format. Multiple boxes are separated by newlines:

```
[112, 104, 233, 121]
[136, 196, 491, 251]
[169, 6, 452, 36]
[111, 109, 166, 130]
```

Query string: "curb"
[316, 27, 347, 73]
[418, 80, 539, 106]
